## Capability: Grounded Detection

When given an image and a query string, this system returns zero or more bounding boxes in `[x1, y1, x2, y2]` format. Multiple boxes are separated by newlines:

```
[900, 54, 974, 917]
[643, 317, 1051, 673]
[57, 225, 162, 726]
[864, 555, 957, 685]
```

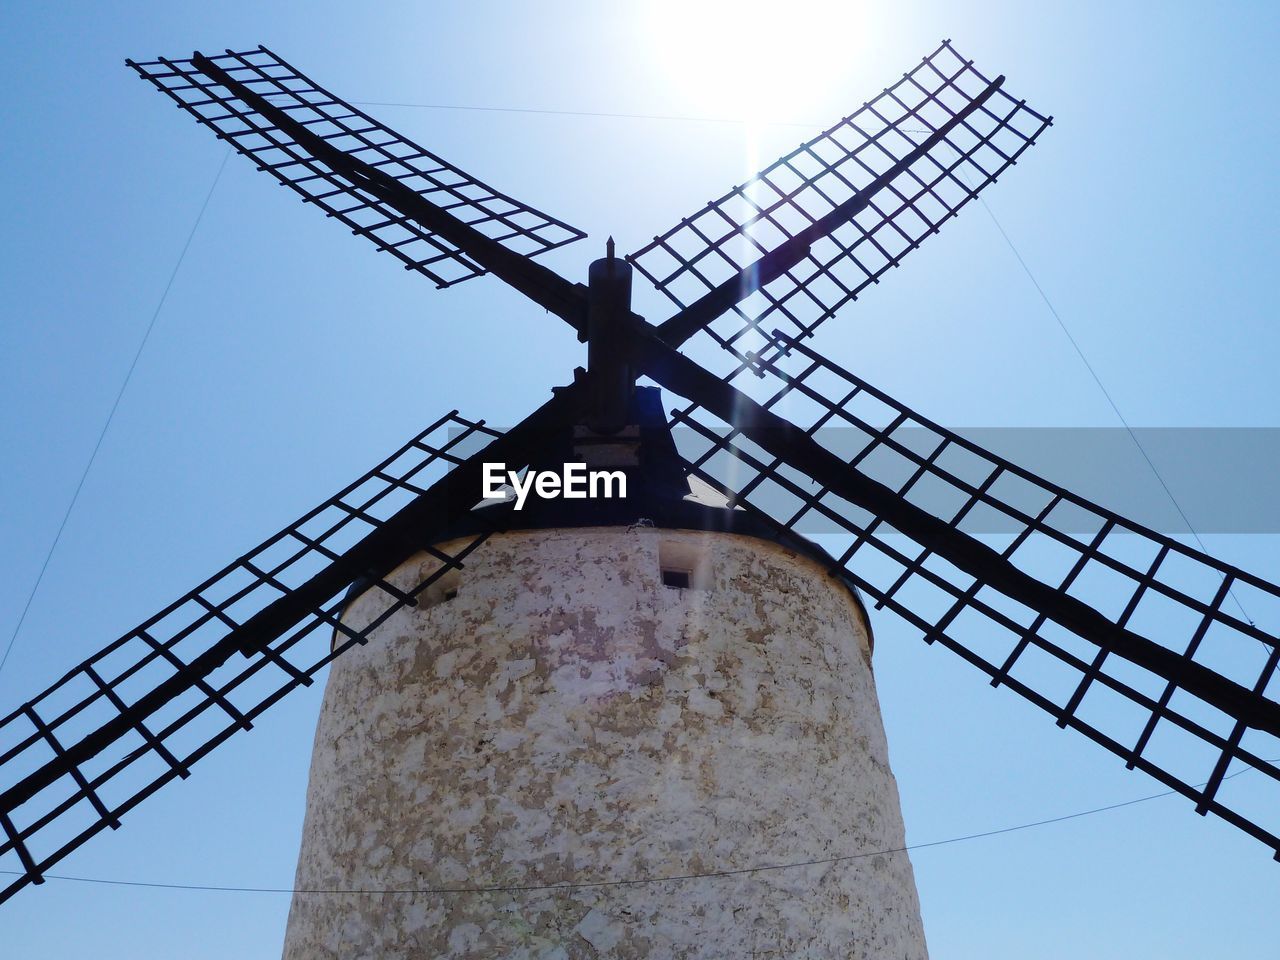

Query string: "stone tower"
[281, 388, 928, 958]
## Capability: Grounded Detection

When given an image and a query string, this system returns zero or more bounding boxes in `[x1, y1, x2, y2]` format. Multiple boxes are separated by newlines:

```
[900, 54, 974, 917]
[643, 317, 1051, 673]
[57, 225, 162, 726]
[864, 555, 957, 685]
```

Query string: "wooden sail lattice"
[627, 40, 1051, 361]
[0, 413, 501, 902]
[668, 330, 1280, 855]
[128, 47, 586, 287]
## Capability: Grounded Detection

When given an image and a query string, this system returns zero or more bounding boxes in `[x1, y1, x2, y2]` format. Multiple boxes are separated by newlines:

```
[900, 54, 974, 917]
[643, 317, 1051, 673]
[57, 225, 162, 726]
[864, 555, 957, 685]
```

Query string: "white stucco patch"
[575, 909, 622, 951]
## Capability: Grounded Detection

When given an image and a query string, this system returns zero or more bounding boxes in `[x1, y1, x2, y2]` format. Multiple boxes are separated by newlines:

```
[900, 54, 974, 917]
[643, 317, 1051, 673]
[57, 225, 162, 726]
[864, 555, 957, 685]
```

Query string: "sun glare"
[644, 0, 868, 120]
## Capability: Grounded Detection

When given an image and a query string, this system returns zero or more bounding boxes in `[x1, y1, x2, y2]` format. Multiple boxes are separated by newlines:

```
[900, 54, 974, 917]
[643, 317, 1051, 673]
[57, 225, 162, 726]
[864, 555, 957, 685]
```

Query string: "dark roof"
[347, 386, 873, 645]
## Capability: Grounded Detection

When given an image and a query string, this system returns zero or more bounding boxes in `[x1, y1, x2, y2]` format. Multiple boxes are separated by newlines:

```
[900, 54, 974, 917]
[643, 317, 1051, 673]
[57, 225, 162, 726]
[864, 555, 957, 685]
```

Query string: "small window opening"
[662, 568, 691, 589]
[658, 539, 712, 591]
[423, 568, 462, 609]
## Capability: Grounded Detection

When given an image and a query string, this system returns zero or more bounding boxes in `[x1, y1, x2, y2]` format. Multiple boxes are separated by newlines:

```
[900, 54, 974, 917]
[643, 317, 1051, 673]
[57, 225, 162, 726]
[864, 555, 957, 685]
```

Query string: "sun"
[643, 0, 870, 120]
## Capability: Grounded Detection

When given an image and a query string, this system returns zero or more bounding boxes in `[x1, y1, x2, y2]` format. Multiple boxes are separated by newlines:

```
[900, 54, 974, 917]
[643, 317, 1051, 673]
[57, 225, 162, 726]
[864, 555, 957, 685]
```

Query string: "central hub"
[585, 237, 636, 435]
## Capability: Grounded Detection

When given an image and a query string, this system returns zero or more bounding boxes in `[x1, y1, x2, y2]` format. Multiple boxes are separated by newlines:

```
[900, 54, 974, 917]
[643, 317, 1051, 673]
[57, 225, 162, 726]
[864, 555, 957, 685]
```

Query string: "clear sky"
[1, 2, 1278, 957]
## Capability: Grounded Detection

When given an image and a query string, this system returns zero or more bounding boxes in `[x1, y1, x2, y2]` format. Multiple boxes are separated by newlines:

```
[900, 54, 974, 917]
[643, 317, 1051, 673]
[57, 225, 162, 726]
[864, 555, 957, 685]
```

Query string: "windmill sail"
[629, 41, 1051, 359]
[128, 47, 586, 287]
[0, 410, 523, 903]
[664, 330, 1280, 857]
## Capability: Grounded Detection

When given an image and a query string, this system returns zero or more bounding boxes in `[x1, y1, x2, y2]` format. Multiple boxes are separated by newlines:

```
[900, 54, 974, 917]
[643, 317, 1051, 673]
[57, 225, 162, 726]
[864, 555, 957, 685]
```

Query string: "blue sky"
[1, 2, 1278, 956]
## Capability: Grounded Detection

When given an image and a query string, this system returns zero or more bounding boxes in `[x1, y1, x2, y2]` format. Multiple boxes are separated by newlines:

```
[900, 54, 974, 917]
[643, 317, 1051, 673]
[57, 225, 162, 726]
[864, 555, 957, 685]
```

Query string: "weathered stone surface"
[283, 527, 928, 959]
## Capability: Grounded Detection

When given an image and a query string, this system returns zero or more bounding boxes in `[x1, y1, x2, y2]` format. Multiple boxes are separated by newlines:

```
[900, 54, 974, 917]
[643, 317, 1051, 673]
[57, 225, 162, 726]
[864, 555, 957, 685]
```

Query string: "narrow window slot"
[658, 540, 712, 591]
[423, 568, 462, 608]
[662, 569, 691, 589]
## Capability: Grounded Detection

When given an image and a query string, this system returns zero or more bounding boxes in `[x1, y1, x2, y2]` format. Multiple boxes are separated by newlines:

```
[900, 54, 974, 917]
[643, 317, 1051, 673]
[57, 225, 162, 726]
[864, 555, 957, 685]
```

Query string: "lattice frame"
[128, 47, 585, 287]
[629, 40, 1051, 358]
[0, 412, 504, 902]
[669, 331, 1280, 857]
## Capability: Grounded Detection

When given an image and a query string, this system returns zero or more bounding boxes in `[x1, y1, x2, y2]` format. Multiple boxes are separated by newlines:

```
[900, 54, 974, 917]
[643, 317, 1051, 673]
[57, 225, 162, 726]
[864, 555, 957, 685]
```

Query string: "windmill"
[1, 37, 1277, 955]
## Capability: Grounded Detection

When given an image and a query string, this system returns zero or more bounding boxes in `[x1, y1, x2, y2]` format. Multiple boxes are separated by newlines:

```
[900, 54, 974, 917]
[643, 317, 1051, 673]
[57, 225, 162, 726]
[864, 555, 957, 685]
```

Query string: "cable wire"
[262, 92, 930, 136]
[0, 760, 1262, 896]
[0, 149, 231, 684]
[974, 193, 1257, 630]
[350, 99, 823, 128]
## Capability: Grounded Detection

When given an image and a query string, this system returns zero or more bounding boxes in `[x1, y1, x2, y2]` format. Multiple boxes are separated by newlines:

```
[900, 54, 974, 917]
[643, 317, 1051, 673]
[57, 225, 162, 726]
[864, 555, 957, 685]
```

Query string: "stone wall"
[283, 527, 928, 959]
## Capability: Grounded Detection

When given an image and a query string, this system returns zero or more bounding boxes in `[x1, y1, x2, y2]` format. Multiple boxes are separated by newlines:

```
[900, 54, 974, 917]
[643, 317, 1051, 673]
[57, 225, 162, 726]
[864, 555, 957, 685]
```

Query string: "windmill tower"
[3, 39, 1280, 960]
[281, 377, 928, 957]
